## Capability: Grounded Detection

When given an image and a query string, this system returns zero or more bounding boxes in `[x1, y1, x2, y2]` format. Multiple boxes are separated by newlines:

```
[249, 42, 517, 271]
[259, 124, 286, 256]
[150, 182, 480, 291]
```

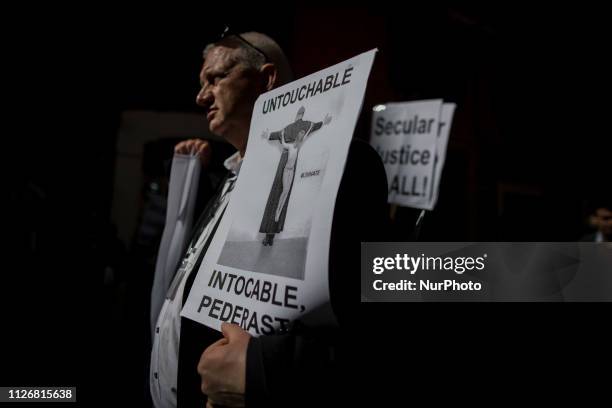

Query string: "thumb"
[221, 322, 243, 340]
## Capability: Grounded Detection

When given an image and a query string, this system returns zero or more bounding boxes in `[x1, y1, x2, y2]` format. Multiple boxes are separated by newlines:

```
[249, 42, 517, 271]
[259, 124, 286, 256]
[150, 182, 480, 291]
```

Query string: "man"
[151, 31, 388, 408]
[584, 206, 612, 242]
[259, 106, 332, 246]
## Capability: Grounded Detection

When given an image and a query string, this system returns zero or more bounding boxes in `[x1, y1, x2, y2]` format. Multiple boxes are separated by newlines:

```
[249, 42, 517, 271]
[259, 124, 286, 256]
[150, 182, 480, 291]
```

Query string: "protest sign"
[181, 49, 377, 335]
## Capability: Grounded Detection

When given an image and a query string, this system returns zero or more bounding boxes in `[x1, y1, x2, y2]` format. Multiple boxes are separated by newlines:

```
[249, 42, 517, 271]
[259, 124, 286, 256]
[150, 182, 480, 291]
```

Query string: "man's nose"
[196, 87, 213, 107]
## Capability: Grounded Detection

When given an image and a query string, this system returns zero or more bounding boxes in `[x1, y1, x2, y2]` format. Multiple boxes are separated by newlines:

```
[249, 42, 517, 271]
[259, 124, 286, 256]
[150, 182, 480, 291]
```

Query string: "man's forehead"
[202, 46, 239, 72]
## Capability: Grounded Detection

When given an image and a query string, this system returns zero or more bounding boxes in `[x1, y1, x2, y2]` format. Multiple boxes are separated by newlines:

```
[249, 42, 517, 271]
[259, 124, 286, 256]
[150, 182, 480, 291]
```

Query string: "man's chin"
[208, 120, 225, 136]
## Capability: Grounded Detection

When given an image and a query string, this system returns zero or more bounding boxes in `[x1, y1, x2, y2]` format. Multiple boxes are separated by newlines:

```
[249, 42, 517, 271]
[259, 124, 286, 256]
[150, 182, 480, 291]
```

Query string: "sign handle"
[412, 209, 427, 241]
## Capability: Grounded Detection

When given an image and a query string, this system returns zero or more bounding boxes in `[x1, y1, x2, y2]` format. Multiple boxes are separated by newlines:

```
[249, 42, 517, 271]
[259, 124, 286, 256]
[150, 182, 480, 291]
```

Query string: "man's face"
[596, 208, 612, 237]
[196, 46, 262, 143]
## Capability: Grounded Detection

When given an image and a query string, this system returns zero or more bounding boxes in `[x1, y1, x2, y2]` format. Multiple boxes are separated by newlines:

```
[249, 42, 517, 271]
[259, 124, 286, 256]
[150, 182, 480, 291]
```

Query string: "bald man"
[151, 31, 292, 408]
[153, 31, 388, 408]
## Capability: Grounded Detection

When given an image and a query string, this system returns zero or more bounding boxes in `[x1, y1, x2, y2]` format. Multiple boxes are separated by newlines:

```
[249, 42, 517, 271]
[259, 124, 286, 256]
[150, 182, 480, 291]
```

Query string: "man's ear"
[260, 63, 278, 91]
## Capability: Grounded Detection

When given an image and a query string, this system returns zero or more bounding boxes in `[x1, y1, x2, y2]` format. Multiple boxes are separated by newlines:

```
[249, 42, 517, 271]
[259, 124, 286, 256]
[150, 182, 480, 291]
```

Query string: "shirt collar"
[223, 151, 243, 176]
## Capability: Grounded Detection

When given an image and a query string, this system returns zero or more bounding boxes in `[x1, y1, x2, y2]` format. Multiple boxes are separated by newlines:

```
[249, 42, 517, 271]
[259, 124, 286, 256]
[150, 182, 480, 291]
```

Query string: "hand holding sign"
[198, 322, 250, 406]
[174, 138, 212, 167]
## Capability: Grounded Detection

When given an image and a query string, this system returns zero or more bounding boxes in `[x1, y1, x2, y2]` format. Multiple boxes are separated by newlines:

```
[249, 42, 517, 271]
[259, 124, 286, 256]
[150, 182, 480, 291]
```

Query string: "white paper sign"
[370, 100, 455, 210]
[181, 49, 377, 336]
[431, 103, 455, 206]
[150, 154, 201, 336]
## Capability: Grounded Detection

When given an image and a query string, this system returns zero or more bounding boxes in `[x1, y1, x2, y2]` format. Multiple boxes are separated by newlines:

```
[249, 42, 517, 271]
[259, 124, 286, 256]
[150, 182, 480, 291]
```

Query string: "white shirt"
[150, 152, 241, 408]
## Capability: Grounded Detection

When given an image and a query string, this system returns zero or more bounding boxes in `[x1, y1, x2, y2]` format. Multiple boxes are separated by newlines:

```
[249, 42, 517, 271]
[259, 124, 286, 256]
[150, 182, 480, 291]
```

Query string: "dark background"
[3, 4, 610, 405]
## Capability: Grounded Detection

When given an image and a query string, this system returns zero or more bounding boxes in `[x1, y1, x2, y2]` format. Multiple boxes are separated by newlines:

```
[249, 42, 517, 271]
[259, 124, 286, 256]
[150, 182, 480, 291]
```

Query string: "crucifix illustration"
[259, 106, 332, 246]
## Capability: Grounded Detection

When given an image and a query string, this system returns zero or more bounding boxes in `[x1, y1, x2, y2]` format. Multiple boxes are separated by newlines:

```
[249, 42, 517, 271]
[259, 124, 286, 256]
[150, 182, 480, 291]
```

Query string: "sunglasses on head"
[220, 25, 269, 63]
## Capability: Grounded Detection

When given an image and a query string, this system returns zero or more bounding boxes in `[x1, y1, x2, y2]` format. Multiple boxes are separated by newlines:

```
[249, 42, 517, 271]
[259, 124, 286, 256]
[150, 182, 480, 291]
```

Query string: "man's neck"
[225, 131, 247, 158]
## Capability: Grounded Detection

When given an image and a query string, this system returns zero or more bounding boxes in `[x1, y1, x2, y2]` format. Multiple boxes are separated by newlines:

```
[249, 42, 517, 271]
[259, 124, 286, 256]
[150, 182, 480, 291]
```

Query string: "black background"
[3, 3, 610, 405]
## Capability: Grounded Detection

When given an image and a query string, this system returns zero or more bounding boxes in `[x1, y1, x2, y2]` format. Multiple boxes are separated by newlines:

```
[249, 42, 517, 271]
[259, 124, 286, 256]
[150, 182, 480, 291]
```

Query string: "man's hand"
[198, 323, 251, 407]
[261, 128, 270, 140]
[174, 138, 212, 168]
[324, 114, 332, 125]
